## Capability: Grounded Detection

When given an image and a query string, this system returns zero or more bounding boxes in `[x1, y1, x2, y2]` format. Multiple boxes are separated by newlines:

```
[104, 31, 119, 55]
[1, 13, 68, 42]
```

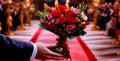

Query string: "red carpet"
[30, 28, 97, 61]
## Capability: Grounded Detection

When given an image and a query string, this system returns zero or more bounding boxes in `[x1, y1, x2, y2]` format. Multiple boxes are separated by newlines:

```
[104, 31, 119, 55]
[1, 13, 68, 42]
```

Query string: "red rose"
[65, 10, 77, 24]
[41, 21, 50, 28]
[51, 10, 61, 18]
[49, 24, 56, 29]
[65, 10, 73, 19]
[41, 21, 48, 26]
[58, 16, 66, 25]
[58, 5, 67, 13]
[85, 21, 89, 25]
[80, 24, 86, 29]
[67, 17, 77, 24]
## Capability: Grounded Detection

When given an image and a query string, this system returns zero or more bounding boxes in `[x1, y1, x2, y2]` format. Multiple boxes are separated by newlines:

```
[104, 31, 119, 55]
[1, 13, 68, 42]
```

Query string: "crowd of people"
[0, 0, 35, 35]
[87, 1, 120, 40]
[98, 1, 120, 39]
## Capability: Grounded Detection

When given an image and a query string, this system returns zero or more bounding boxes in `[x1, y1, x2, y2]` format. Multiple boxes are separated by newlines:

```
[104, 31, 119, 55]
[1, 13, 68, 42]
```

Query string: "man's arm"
[0, 34, 33, 61]
[0, 34, 64, 61]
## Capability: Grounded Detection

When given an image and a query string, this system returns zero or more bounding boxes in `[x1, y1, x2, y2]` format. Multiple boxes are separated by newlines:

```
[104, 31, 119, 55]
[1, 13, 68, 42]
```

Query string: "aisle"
[81, 22, 120, 61]
[8, 20, 120, 61]
[9, 20, 39, 42]
[31, 28, 97, 61]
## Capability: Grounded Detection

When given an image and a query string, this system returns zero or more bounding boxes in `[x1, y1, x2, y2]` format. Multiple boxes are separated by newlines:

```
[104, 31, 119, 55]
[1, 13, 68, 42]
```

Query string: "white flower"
[81, 11, 88, 21]
[82, 22, 86, 24]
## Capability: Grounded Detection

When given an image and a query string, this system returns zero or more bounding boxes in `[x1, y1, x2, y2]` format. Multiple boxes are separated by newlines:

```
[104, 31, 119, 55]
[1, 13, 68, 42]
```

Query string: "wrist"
[30, 42, 38, 60]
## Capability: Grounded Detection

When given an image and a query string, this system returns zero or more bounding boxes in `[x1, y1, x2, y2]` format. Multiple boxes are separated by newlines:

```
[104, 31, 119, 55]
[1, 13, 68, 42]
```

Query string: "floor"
[8, 20, 120, 61]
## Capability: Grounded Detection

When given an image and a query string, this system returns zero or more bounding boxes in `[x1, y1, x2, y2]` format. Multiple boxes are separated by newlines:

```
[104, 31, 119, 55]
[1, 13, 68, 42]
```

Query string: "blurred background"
[0, 0, 120, 61]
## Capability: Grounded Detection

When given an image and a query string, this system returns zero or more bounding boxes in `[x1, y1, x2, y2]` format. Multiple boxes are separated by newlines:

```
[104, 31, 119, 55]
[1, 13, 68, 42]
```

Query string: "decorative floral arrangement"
[36, 2, 88, 60]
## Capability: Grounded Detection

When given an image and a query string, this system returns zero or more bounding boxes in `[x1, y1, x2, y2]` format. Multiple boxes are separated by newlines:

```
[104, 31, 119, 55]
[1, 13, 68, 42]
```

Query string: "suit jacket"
[0, 34, 33, 61]
[0, 5, 4, 21]
[0, 5, 8, 34]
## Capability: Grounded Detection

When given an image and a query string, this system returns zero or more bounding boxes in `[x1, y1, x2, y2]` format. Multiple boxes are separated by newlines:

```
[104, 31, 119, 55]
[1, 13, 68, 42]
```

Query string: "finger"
[49, 50, 64, 57]
[47, 55, 64, 60]
[49, 56, 64, 60]
[45, 44, 56, 48]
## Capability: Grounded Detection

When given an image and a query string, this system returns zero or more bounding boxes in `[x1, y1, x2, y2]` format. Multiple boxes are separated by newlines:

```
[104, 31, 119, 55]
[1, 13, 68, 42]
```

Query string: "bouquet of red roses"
[36, 2, 88, 60]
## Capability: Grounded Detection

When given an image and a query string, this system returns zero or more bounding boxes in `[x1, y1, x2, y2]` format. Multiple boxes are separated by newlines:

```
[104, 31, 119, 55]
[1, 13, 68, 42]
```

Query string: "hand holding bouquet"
[36, 2, 88, 60]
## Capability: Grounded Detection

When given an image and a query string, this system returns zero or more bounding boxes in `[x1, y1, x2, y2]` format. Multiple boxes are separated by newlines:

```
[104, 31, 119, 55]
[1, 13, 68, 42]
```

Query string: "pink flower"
[48, 15, 53, 21]
[50, 7, 55, 11]
[71, 7, 79, 17]
[67, 25, 76, 31]
[67, 25, 76, 34]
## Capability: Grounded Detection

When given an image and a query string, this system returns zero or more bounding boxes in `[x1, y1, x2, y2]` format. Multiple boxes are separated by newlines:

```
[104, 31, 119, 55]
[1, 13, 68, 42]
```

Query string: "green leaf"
[78, 2, 88, 12]
[39, 24, 47, 29]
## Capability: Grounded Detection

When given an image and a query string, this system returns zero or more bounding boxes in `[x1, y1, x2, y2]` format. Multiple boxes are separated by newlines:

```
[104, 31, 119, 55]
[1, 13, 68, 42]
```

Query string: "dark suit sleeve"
[0, 34, 34, 61]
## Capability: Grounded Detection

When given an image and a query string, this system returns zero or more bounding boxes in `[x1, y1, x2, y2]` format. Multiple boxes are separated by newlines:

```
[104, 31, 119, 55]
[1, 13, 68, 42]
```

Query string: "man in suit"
[0, 0, 8, 34]
[0, 34, 64, 61]
[0, 0, 4, 23]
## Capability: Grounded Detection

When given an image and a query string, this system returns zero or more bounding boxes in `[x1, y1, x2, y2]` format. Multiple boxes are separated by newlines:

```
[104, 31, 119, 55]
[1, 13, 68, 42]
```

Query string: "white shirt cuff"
[30, 42, 38, 60]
